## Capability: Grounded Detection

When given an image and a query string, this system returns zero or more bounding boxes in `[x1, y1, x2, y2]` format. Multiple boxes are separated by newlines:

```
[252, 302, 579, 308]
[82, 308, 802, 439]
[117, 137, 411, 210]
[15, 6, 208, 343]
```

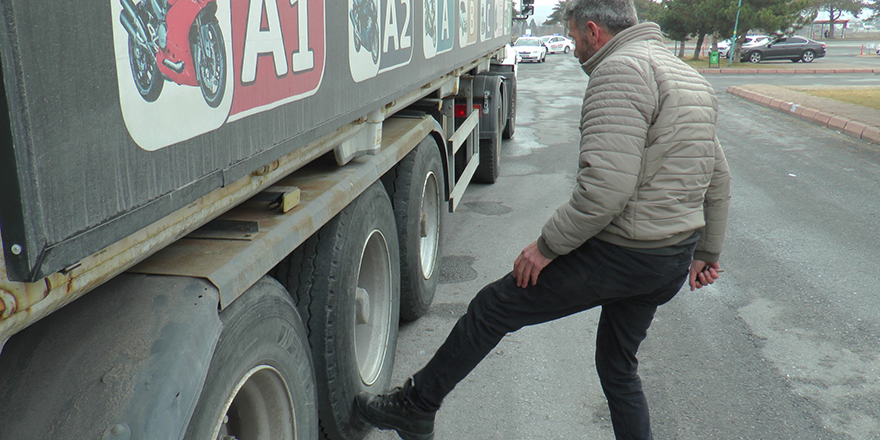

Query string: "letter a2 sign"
[348, 0, 414, 83]
[112, 0, 326, 151]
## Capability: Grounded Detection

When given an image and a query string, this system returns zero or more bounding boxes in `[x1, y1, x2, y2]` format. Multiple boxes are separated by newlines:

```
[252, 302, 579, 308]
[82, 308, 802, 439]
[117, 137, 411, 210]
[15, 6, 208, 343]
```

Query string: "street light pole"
[728, 0, 742, 67]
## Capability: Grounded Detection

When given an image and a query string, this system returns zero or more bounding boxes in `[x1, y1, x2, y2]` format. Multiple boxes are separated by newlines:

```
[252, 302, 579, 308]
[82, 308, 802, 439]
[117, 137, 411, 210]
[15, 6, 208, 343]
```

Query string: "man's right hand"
[513, 241, 553, 288]
[689, 259, 721, 291]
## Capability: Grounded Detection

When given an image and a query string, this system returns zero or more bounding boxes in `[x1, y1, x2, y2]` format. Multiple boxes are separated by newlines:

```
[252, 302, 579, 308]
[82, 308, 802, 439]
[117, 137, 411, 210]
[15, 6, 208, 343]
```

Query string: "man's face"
[568, 18, 597, 64]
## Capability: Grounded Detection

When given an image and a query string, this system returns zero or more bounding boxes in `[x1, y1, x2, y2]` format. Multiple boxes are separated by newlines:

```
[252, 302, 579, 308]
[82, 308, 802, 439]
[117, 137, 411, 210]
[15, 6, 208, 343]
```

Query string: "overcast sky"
[531, 0, 558, 25]
[524, 1, 875, 28]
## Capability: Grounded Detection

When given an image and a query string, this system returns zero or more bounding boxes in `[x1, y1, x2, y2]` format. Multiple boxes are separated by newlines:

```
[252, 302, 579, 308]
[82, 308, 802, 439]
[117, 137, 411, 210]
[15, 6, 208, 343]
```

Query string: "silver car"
[740, 36, 827, 63]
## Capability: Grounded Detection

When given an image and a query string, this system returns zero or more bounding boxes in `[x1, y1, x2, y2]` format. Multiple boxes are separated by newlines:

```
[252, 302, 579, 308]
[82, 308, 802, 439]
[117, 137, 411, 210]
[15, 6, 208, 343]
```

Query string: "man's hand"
[689, 259, 721, 291]
[513, 241, 553, 288]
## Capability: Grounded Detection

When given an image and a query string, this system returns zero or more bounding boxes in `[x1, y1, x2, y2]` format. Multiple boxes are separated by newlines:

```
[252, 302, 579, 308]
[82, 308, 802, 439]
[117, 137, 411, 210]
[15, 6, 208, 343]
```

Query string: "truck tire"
[184, 277, 319, 440]
[474, 81, 504, 184]
[382, 137, 444, 321]
[274, 182, 400, 440]
[502, 75, 516, 139]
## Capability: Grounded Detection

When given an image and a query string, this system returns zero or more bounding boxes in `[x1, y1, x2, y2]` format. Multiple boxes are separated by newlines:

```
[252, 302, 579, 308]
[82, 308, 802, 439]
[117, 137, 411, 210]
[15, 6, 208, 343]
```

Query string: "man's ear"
[586, 21, 612, 47]
[586, 21, 601, 40]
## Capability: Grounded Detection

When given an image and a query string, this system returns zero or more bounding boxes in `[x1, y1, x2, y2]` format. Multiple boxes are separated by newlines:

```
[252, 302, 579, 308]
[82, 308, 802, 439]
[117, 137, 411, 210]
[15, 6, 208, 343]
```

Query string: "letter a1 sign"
[111, 0, 325, 151]
[229, 0, 325, 119]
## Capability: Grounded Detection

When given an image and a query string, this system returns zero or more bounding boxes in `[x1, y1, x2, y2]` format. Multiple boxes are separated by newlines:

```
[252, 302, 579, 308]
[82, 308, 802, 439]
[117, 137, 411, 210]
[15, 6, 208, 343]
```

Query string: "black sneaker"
[354, 379, 436, 440]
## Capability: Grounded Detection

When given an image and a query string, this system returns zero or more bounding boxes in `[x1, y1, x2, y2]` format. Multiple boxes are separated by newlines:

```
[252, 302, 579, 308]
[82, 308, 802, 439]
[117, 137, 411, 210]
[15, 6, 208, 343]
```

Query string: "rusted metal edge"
[0, 119, 381, 345]
[130, 116, 435, 310]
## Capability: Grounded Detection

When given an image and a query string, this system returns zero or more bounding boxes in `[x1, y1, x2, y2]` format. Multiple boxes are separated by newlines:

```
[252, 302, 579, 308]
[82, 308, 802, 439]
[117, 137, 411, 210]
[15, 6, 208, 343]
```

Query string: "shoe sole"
[392, 428, 434, 440]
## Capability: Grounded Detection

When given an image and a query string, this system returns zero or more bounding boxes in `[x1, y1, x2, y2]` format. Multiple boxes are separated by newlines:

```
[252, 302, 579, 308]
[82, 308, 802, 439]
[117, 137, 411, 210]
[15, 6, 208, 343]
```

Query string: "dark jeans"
[408, 238, 695, 440]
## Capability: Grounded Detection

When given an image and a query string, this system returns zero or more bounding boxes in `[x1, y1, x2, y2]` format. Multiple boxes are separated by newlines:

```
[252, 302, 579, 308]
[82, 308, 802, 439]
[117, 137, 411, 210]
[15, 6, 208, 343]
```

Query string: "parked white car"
[512, 37, 547, 63]
[724, 35, 770, 59]
[717, 38, 732, 57]
[540, 35, 574, 54]
[502, 43, 522, 65]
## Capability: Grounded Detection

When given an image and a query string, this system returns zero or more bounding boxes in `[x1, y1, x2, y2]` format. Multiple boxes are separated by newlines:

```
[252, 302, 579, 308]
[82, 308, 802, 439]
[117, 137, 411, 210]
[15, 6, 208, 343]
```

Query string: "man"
[354, 0, 731, 439]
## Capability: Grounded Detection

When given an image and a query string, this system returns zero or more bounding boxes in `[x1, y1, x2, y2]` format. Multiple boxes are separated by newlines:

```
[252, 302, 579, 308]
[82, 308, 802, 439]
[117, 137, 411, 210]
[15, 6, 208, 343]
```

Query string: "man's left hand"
[513, 241, 553, 288]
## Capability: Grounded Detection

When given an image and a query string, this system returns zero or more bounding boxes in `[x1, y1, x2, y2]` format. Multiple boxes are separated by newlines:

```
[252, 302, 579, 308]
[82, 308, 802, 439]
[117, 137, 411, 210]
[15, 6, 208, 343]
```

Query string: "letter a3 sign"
[112, 0, 326, 151]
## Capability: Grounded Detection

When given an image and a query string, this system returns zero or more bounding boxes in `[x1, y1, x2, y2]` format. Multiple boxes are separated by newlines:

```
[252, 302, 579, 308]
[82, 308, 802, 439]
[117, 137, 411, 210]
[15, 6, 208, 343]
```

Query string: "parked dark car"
[741, 36, 826, 63]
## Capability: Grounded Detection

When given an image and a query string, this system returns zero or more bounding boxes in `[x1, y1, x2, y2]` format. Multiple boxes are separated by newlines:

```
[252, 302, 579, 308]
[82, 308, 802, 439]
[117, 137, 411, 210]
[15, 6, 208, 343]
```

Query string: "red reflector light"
[454, 104, 482, 118]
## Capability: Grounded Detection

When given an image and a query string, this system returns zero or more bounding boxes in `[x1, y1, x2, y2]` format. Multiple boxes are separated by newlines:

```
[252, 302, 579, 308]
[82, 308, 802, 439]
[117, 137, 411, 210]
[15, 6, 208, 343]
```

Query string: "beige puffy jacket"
[536, 22, 731, 263]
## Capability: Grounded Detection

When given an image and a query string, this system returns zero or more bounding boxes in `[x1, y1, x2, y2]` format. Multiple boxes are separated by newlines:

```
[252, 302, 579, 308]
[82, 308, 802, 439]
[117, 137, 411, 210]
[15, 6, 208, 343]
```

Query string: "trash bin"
[709, 50, 720, 67]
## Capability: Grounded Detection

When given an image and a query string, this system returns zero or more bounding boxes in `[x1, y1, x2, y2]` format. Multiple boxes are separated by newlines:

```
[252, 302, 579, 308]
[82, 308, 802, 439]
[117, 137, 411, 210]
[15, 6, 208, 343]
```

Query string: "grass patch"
[794, 88, 880, 111]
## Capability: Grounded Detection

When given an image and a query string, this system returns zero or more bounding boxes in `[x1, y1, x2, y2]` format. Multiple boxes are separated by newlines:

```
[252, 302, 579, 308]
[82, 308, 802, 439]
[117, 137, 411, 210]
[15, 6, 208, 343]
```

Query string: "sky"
[531, 0, 559, 25]
[525, 1, 875, 25]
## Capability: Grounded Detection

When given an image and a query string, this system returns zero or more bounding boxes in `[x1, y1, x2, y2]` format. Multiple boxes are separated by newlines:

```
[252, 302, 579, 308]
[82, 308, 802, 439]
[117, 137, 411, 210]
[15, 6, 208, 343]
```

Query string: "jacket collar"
[581, 22, 664, 75]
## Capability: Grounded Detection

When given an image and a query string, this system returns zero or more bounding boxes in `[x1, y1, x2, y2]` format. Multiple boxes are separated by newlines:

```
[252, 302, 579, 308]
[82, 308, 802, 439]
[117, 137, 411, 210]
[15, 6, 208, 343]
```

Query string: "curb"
[727, 86, 880, 146]
[698, 68, 878, 74]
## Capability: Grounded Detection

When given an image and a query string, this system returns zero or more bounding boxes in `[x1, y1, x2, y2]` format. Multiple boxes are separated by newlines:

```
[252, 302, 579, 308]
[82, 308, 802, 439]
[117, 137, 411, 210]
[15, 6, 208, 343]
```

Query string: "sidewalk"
[669, 55, 880, 145]
[726, 84, 880, 146]
[691, 56, 879, 75]
[698, 67, 877, 75]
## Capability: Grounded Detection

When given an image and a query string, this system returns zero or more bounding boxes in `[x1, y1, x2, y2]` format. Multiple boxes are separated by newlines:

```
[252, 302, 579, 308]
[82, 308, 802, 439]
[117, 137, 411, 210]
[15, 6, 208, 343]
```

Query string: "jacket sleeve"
[538, 61, 655, 259]
[693, 136, 731, 263]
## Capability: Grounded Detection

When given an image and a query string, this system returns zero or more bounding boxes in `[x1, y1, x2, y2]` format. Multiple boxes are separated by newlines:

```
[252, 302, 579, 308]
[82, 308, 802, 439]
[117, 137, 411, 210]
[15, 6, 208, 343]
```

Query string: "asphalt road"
[366, 53, 880, 439]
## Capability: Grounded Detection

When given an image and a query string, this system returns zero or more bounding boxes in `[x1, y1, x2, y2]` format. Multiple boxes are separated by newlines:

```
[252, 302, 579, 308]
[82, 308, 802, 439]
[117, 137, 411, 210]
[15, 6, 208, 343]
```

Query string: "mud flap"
[0, 274, 222, 440]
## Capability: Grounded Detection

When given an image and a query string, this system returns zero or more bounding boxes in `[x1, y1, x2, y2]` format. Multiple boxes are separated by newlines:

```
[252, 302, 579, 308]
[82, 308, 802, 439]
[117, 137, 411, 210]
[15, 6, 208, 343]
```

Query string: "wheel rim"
[370, 22, 380, 64]
[803, 51, 814, 62]
[354, 230, 393, 386]
[419, 171, 441, 279]
[198, 23, 225, 102]
[129, 39, 154, 93]
[213, 366, 296, 440]
[495, 100, 503, 164]
[750, 52, 761, 63]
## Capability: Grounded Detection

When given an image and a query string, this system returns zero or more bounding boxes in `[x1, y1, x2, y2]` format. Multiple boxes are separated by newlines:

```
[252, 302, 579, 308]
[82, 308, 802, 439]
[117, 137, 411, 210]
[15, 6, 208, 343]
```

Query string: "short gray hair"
[563, 0, 638, 35]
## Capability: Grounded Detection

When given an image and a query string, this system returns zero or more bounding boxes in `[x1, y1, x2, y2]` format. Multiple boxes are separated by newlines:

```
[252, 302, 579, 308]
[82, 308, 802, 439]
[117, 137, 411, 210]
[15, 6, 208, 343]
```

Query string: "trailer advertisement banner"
[112, 0, 326, 151]
[111, 0, 506, 151]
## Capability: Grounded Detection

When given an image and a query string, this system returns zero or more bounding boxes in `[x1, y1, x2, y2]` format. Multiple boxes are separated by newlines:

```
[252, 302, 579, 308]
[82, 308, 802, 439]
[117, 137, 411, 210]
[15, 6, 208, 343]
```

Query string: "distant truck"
[0, 1, 524, 439]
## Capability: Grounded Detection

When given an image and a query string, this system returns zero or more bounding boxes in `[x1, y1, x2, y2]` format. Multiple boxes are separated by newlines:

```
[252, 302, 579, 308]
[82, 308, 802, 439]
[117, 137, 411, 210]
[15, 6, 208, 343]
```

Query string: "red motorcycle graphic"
[119, 0, 227, 107]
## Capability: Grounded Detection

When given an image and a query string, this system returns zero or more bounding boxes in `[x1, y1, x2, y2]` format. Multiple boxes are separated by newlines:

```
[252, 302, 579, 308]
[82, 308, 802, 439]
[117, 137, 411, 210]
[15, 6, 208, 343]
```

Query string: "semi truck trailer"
[0, 0, 524, 438]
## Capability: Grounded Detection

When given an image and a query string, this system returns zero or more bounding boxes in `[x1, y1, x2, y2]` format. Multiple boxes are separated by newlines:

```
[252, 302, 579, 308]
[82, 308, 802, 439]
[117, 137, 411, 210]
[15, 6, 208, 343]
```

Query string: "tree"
[657, 0, 812, 61]
[657, 2, 688, 56]
[634, 0, 666, 22]
[807, 0, 869, 38]
[868, 0, 880, 19]
[717, 0, 809, 60]
[543, 0, 571, 33]
[658, 0, 715, 60]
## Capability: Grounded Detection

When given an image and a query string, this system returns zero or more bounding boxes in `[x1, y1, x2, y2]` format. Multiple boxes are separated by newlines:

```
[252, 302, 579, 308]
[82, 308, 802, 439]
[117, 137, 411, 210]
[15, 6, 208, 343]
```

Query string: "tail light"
[454, 104, 481, 118]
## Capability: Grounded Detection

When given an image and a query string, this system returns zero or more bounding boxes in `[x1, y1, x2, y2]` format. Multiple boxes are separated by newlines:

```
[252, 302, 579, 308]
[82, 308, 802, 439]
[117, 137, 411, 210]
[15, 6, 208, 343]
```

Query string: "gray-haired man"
[354, 1, 731, 439]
